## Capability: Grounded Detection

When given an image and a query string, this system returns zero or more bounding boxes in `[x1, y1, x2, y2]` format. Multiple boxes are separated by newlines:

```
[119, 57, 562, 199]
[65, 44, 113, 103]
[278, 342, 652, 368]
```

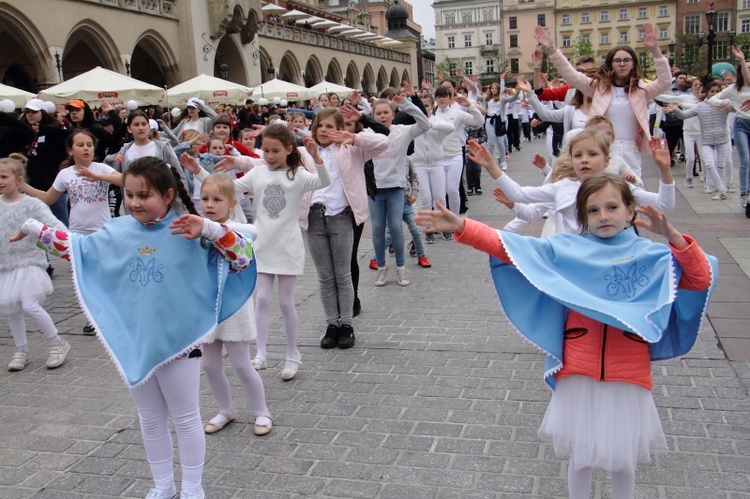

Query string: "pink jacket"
[299, 131, 389, 229]
[549, 49, 672, 153]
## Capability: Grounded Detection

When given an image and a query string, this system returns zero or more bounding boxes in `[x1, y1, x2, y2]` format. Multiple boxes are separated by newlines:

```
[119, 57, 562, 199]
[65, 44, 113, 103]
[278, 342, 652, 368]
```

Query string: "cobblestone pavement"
[1, 137, 749, 498]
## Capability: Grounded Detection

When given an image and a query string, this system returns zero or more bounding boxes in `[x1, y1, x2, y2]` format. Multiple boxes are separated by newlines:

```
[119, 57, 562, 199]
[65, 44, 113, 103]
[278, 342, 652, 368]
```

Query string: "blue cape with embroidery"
[489, 227, 718, 389]
[70, 211, 256, 387]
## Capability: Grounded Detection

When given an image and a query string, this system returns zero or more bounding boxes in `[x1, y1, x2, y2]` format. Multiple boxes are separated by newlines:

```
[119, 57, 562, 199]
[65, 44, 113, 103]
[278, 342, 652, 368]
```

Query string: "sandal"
[254, 414, 273, 436]
[281, 354, 302, 381]
[204, 411, 235, 434]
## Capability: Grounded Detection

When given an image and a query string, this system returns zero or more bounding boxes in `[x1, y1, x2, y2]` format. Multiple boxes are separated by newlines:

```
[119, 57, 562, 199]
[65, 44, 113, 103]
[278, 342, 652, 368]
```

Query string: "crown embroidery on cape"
[138, 246, 157, 255]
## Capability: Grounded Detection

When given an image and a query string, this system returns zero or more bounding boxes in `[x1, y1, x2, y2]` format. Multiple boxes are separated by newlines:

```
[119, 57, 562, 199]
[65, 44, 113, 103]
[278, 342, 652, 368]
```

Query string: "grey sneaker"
[741, 194, 748, 208]
[425, 232, 435, 244]
[46, 339, 70, 369]
[727, 183, 737, 193]
[396, 267, 410, 286]
[8, 351, 29, 371]
[711, 190, 727, 201]
[704, 185, 716, 194]
[685, 178, 693, 188]
[145, 486, 178, 499]
[374, 267, 387, 286]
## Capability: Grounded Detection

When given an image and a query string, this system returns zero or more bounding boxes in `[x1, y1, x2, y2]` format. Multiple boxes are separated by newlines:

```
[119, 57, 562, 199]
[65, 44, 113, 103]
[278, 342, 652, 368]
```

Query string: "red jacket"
[556, 310, 652, 389]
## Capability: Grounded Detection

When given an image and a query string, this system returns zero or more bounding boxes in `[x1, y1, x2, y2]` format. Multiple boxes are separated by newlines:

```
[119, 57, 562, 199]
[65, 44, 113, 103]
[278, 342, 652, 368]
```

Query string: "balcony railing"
[92, 0, 177, 19]
[259, 22, 411, 64]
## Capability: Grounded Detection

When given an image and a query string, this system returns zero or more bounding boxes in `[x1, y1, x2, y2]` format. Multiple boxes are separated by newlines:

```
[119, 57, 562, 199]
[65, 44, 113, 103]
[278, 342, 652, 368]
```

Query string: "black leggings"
[351, 220, 364, 300]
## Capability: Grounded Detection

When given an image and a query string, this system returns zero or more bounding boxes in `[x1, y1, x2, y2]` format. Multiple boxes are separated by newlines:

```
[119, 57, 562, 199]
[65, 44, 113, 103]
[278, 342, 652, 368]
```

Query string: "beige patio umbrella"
[38, 66, 165, 106]
[167, 74, 254, 106]
[261, 3, 287, 13]
[0, 83, 36, 109]
[308, 81, 356, 98]
[252, 78, 313, 101]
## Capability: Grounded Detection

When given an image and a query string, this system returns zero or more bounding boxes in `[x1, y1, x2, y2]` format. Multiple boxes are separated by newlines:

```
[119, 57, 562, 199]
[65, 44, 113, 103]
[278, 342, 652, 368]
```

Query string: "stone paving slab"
[0, 138, 748, 498]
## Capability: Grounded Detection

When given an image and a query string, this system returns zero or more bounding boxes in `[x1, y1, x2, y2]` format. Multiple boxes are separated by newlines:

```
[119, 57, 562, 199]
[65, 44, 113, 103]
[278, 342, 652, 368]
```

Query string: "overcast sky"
[409, 0, 436, 40]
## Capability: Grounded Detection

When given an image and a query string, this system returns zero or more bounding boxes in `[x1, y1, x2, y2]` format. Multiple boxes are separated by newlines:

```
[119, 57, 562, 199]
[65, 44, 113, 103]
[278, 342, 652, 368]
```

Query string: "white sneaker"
[711, 190, 727, 201]
[180, 489, 205, 499]
[727, 183, 737, 193]
[145, 485, 178, 499]
[685, 178, 693, 188]
[704, 185, 716, 194]
[396, 267, 410, 286]
[501, 162, 508, 171]
[252, 356, 267, 370]
[374, 267, 387, 286]
[741, 194, 748, 208]
[8, 351, 29, 371]
[46, 339, 70, 369]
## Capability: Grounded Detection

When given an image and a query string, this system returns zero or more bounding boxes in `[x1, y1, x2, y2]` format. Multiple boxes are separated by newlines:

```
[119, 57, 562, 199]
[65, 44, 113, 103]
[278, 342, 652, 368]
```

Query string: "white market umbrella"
[38, 66, 165, 106]
[296, 16, 323, 24]
[167, 74, 253, 106]
[0, 83, 36, 108]
[280, 9, 307, 19]
[340, 29, 365, 36]
[253, 78, 313, 101]
[308, 81, 356, 98]
[327, 24, 353, 33]
[312, 20, 339, 28]
[261, 3, 287, 13]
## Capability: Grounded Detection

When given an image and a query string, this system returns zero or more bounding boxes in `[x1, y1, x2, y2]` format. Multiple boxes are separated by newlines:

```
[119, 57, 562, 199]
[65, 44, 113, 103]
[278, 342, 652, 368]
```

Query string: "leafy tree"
[571, 34, 595, 61]
[638, 52, 656, 79]
[677, 34, 705, 76]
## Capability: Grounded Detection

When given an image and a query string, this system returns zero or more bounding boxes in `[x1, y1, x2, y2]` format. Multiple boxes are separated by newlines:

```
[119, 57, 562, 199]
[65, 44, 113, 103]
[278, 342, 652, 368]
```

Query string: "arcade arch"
[62, 21, 121, 79]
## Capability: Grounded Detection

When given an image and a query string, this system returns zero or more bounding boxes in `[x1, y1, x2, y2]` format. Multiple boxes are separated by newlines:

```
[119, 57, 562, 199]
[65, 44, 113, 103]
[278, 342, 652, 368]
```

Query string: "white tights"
[128, 358, 204, 495]
[202, 340, 269, 416]
[254, 273, 299, 362]
[568, 465, 635, 499]
[6, 297, 62, 351]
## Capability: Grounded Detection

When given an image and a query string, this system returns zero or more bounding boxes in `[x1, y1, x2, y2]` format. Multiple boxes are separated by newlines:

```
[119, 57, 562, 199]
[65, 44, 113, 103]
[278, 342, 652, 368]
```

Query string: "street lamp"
[729, 30, 736, 64]
[219, 62, 229, 80]
[668, 41, 676, 67]
[705, 3, 717, 73]
[267, 66, 276, 80]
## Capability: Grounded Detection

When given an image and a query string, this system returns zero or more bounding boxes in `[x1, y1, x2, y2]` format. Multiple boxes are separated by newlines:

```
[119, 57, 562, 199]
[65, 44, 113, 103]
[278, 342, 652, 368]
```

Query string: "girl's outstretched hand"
[621, 173, 637, 184]
[328, 130, 355, 145]
[532, 153, 547, 170]
[648, 137, 671, 170]
[75, 166, 100, 182]
[634, 204, 688, 250]
[213, 156, 236, 173]
[642, 23, 658, 50]
[534, 26, 554, 48]
[302, 136, 323, 164]
[9, 230, 26, 243]
[339, 104, 362, 123]
[179, 152, 201, 174]
[466, 139, 503, 178]
[493, 187, 514, 209]
[415, 201, 466, 234]
[169, 214, 205, 240]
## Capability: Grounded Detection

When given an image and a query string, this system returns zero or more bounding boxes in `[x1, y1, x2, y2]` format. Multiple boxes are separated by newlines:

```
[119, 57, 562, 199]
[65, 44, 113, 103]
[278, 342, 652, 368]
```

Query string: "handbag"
[489, 115, 507, 137]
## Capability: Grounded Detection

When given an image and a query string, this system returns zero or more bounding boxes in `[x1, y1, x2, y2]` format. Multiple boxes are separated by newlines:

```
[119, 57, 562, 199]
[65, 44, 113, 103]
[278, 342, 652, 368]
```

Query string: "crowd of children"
[2, 29, 745, 497]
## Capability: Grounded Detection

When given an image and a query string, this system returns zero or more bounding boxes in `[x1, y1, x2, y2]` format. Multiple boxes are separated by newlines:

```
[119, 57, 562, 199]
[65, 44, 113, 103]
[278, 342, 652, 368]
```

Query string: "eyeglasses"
[612, 58, 633, 66]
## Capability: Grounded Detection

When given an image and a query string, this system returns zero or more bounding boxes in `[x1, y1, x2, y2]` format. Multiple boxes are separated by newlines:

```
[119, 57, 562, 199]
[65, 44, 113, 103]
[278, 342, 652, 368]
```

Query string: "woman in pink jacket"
[302, 108, 389, 350]
[534, 23, 672, 177]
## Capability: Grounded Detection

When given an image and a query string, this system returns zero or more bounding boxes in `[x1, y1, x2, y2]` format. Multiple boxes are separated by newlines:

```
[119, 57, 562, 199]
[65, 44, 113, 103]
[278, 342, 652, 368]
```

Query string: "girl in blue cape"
[415, 173, 717, 499]
[12, 157, 256, 499]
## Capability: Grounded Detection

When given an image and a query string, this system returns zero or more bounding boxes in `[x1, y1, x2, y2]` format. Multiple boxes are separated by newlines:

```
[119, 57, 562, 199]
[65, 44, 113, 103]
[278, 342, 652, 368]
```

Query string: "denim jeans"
[50, 193, 69, 227]
[307, 205, 354, 326]
[368, 187, 405, 267]
[734, 117, 750, 196]
[385, 198, 425, 258]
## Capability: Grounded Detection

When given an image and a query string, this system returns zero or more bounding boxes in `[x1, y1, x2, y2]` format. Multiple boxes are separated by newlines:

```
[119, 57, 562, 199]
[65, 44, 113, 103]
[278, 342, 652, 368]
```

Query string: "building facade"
[0, 0, 421, 98]
[433, 0, 505, 82]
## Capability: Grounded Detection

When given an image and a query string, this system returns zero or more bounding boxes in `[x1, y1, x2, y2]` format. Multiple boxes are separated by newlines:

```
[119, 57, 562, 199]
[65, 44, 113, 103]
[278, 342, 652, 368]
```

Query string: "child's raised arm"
[76, 167, 124, 187]
[466, 139, 504, 179]
[633, 205, 687, 250]
[415, 201, 466, 234]
[170, 215, 253, 272]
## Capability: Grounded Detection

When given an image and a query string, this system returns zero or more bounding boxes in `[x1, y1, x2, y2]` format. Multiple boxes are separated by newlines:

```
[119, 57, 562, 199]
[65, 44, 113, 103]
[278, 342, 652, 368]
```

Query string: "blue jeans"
[385, 198, 425, 258]
[50, 193, 69, 227]
[369, 187, 405, 267]
[734, 117, 750, 196]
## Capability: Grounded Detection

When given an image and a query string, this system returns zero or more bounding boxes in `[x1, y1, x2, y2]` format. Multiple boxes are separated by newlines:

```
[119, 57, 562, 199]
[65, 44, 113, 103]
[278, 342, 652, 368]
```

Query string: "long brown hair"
[124, 157, 198, 215]
[60, 129, 98, 169]
[311, 108, 345, 145]
[591, 45, 644, 94]
[261, 123, 301, 180]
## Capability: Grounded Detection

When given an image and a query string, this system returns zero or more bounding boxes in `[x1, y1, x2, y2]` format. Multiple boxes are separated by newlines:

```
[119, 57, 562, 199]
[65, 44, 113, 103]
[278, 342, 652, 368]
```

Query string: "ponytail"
[170, 166, 198, 215]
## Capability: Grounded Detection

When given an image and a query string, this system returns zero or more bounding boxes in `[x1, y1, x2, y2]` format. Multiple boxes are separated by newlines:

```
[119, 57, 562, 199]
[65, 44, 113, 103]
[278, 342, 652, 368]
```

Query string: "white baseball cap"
[23, 98, 46, 112]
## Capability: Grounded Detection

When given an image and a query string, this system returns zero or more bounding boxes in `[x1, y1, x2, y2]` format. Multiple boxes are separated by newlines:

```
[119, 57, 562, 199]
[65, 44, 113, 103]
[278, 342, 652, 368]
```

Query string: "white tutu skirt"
[0, 266, 53, 315]
[538, 375, 667, 473]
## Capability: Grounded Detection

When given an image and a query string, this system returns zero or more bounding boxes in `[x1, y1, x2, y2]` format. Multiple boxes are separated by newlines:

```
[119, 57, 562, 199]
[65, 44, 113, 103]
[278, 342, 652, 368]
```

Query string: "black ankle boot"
[338, 324, 355, 349]
[320, 324, 340, 349]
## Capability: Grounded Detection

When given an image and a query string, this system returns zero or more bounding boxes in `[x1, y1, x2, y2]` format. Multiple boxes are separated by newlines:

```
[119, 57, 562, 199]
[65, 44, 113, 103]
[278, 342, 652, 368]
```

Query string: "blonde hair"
[181, 129, 200, 142]
[584, 115, 616, 140]
[201, 174, 236, 204]
[549, 129, 610, 183]
[0, 153, 28, 179]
